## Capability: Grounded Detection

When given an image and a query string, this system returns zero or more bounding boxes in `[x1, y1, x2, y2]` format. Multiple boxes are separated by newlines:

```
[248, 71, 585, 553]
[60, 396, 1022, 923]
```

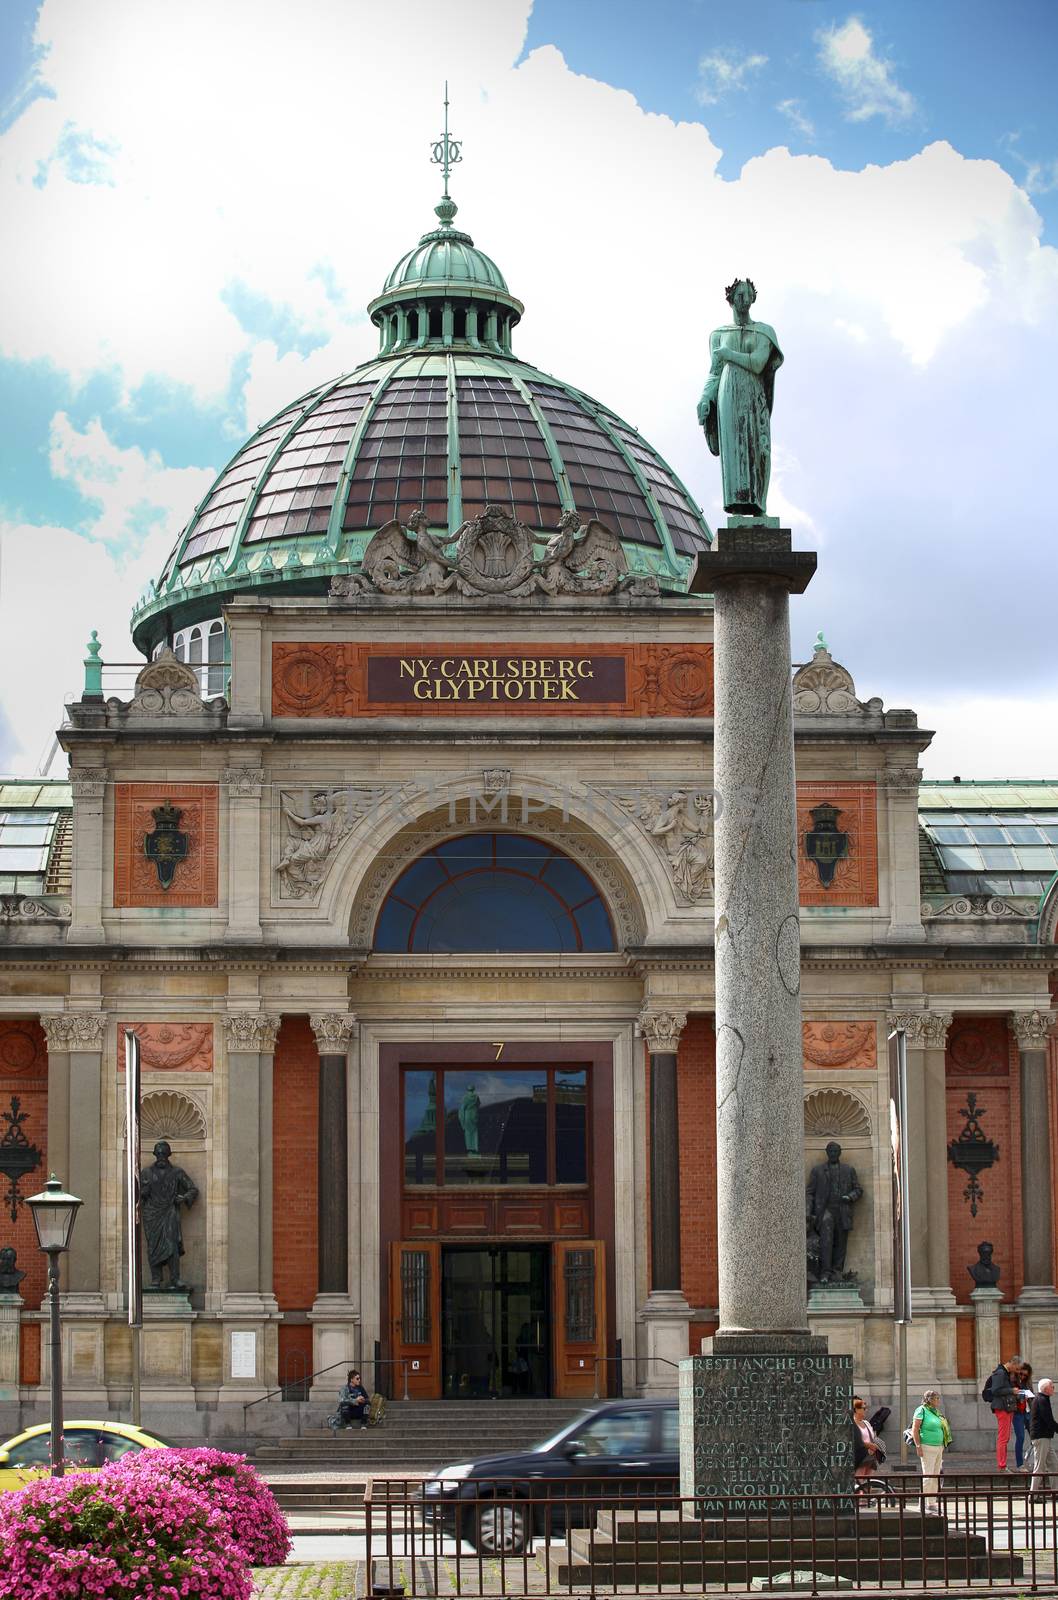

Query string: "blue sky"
[0, 0, 1056, 776]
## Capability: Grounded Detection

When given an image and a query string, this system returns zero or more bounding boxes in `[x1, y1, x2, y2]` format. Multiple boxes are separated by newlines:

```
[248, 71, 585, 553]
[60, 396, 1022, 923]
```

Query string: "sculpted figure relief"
[277, 790, 351, 898]
[697, 278, 783, 517]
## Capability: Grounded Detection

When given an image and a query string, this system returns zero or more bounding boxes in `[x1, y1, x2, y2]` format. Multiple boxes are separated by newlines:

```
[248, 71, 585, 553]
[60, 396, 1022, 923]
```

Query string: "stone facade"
[0, 593, 1053, 1447]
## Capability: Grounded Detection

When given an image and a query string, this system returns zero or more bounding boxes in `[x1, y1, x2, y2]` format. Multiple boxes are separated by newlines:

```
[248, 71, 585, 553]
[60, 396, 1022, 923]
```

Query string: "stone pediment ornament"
[922, 895, 1036, 921]
[331, 505, 660, 601]
[139, 1091, 207, 1144]
[793, 634, 876, 715]
[0, 895, 71, 923]
[120, 649, 213, 717]
[803, 1089, 871, 1138]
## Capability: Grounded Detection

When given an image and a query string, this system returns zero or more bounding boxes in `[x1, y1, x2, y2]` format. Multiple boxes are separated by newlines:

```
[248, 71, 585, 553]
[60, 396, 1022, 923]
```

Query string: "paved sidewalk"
[253, 1564, 358, 1597]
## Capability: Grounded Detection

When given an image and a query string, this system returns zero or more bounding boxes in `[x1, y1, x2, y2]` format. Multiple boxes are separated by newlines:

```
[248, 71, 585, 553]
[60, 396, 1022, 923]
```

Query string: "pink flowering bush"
[120, 1448, 291, 1566]
[0, 1458, 252, 1599]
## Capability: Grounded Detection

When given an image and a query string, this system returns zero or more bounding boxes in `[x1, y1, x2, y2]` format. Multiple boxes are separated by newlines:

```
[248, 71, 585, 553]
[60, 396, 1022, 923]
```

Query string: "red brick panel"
[946, 1016, 1021, 1305]
[19, 1322, 41, 1385]
[113, 783, 219, 908]
[797, 782, 879, 908]
[272, 1018, 318, 1311]
[278, 1324, 314, 1391]
[955, 1317, 976, 1379]
[677, 1017, 718, 1311]
[0, 1021, 48, 1309]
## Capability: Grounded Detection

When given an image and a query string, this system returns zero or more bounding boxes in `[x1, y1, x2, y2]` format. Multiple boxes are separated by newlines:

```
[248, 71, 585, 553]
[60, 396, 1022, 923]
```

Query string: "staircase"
[252, 1398, 587, 1471]
[558, 1506, 1024, 1586]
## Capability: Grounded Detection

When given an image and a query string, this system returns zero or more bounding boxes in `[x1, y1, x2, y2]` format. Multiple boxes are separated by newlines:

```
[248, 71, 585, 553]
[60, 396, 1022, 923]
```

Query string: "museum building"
[0, 181, 1056, 1438]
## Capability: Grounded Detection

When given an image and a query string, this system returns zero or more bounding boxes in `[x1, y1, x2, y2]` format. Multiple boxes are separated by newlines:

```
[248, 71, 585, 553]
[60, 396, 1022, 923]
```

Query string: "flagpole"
[124, 1030, 142, 1426]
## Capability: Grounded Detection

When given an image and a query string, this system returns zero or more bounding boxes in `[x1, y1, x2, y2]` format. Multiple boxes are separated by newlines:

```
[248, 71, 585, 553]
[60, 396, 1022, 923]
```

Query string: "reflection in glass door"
[442, 1247, 551, 1398]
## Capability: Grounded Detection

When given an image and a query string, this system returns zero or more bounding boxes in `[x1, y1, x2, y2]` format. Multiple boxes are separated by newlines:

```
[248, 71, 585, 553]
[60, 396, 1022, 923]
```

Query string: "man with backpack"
[984, 1354, 1023, 1471]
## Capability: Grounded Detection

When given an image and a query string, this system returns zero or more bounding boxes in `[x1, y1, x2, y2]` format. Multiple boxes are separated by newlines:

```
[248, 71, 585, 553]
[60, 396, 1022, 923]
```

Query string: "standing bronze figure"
[805, 1140, 862, 1282]
[698, 278, 783, 517]
[139, 1140, 198, 1291]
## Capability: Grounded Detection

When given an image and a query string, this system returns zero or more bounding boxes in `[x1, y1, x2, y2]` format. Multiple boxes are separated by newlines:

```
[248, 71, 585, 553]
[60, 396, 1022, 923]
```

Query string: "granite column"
[639, 1008, 690, 1392]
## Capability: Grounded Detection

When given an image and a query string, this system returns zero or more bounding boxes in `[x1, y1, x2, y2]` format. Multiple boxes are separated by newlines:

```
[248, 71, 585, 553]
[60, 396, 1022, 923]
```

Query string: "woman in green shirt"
[911, 1388, 948, 1513]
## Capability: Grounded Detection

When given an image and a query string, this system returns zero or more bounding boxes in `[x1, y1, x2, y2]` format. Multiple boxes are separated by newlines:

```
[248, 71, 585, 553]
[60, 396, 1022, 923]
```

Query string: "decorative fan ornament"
[803, 1089, 871, 1138]
[140, 1091, 206, 1144]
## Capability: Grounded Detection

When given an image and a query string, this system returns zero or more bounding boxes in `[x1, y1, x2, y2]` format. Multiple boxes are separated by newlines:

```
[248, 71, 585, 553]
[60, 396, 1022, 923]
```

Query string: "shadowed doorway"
[442, 1246, 550, 1398]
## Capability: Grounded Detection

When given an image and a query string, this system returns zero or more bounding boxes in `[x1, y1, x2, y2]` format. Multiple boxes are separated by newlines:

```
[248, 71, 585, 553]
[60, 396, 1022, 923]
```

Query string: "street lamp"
[26, 1174, 82, 1478]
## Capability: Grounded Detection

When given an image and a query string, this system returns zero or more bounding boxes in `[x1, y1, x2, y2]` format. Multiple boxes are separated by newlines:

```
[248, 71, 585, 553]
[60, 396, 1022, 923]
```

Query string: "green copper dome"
[131, 198, 711, 654]
[382, 224, 509, 294]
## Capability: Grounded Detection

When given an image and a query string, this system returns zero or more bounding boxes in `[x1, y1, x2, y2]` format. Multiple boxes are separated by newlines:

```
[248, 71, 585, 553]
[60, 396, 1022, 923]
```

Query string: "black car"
[421, 1399, 679, 1553]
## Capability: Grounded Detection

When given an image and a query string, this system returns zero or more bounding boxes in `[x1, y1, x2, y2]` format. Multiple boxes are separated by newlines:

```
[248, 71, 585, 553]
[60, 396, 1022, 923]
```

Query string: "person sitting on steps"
[332, 1369, 370, 1432]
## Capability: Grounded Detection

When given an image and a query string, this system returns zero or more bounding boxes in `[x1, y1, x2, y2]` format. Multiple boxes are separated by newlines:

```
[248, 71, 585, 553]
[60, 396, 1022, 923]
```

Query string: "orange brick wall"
[946, 1016, 1022, 1305]
[20, 1323, 41, 1385]
[677, 1017, 719, 1310]
[955, 1317, 976, 1379]
[272, 1018, 318, 1311]
[0, 1021, 48, 1310]
[278, 1324, 314, 1387]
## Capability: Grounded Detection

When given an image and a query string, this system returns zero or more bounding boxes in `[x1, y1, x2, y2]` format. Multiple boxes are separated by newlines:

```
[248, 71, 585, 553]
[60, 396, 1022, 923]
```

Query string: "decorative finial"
[813, 631, 829, 654]
[83, 630, 103, 697]
[431, 80, 462, 227]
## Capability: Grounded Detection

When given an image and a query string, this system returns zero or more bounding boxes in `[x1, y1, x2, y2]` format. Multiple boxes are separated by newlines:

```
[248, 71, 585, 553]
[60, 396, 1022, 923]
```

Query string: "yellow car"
[0, 1421, 173, 1491]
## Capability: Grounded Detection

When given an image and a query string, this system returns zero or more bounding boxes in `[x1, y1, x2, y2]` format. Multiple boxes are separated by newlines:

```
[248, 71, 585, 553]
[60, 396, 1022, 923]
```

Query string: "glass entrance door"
[442, 1246, 551, 1398]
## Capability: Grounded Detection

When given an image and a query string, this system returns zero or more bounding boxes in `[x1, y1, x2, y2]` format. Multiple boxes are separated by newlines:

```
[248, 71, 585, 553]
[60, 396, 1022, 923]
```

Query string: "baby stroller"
[328, 1392, 386, 1434]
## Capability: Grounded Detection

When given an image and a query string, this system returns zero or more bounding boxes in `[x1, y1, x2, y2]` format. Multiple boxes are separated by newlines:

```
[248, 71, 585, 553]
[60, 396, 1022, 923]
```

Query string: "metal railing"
[362, 1473, 1058, 1597]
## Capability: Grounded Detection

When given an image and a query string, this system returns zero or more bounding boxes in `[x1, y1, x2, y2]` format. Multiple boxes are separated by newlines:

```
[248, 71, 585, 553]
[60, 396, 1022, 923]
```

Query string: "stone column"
[880, 768, 926, 942]
[220, 1012, 280, 1400]
[223, 765, 265, 943]
[309, 1013, 359, 1395]
[888, 1009, 955, 1382]
[681, 524, 851, 1505]
[1014, 1009, 1058, 1370]
[67, 768, 107, 944]
[639, 1008, 691, 1394]
[39, 1012, 107, 1395]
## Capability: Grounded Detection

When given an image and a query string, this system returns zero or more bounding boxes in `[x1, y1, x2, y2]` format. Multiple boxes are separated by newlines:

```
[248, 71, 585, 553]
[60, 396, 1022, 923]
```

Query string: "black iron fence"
[362, 1474, 1058, 1596]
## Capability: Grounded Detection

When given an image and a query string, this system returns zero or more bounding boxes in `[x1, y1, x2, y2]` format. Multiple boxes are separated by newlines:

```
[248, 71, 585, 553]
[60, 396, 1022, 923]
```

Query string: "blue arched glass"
[374, 833, 615, 953]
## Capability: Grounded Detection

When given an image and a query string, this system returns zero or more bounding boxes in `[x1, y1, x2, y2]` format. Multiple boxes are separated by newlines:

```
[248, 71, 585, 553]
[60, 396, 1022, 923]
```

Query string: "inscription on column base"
[679, 1342, 853, 1513]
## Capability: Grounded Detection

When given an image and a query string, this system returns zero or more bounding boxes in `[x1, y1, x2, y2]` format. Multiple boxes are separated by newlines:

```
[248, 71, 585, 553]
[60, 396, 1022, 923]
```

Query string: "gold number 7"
[492, 1042, 504, 1060]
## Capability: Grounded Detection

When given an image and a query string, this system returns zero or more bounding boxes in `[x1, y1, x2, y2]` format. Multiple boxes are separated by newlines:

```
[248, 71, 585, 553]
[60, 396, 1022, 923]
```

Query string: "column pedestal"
[971, 1285, 1003, 1379]
[0, 1291, 22, 1404]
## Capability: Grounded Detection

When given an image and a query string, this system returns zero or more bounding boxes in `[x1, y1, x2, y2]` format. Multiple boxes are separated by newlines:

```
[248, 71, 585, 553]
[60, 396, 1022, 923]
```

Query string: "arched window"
[374, 833, 615, 953]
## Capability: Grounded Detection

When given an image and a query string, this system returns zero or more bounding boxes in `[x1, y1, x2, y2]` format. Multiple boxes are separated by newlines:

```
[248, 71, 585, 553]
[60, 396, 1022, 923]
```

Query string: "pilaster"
[888, 1009, 955, 1315]
[1013, 1009, 1058, 1330]
[223, 765, 265, 942]
[220, 1012, 280, 1400]
[225, 605, 265, 729]
[67, 766, 107, 944]
[880, 767, 926, 941]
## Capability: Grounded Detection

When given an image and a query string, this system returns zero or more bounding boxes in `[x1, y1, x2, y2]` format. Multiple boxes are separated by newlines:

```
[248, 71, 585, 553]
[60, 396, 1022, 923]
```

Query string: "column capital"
[878, 766, 923, 790]
[887, 1010, 952, 1048]
[310, 1013, 357, 1053]
[223, 766, 266, 799]
[1012, 1009, 1057, 1049]
[638, 1008, 687, 1055]
[40, 1012, 107, 1052]
[224, 1013, 280, 1054]
[69, 767, 107, 801]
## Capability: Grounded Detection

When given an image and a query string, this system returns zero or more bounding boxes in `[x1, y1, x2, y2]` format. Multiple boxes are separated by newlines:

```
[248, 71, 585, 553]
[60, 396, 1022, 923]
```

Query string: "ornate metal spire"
[430, 81, 462, 227]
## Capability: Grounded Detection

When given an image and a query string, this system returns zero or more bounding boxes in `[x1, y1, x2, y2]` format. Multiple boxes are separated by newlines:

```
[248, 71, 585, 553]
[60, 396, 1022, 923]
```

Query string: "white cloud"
[696, 47, 767, 106]
[0, 417, 215, 767]
[817, 17, 916, 126]
[776, 98, 815, 140]
[1001, 134, 1058, 197]
[0, 2, 1057, 774]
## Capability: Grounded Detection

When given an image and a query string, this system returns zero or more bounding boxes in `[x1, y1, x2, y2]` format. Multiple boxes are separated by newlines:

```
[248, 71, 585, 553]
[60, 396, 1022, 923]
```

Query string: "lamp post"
[26, 1174, 82, 1478]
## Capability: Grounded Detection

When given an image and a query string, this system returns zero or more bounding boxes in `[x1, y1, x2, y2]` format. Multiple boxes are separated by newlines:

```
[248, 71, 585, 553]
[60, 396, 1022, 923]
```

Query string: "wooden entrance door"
[390, 1241, 441, 1399]
[552, 1240, 607, 1398]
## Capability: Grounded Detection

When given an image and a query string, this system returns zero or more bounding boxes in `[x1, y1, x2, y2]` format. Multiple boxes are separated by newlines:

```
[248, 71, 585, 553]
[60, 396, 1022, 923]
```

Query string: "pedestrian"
[852, 1396, 883, 1489]
[1013, 1362, 1035, 1471]
[985, 1354, 1023, 1471]
[1029, 1378, 1057, 1494]
[333, 1368, 370, 1432]
[911, 1388, 949, 1513]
